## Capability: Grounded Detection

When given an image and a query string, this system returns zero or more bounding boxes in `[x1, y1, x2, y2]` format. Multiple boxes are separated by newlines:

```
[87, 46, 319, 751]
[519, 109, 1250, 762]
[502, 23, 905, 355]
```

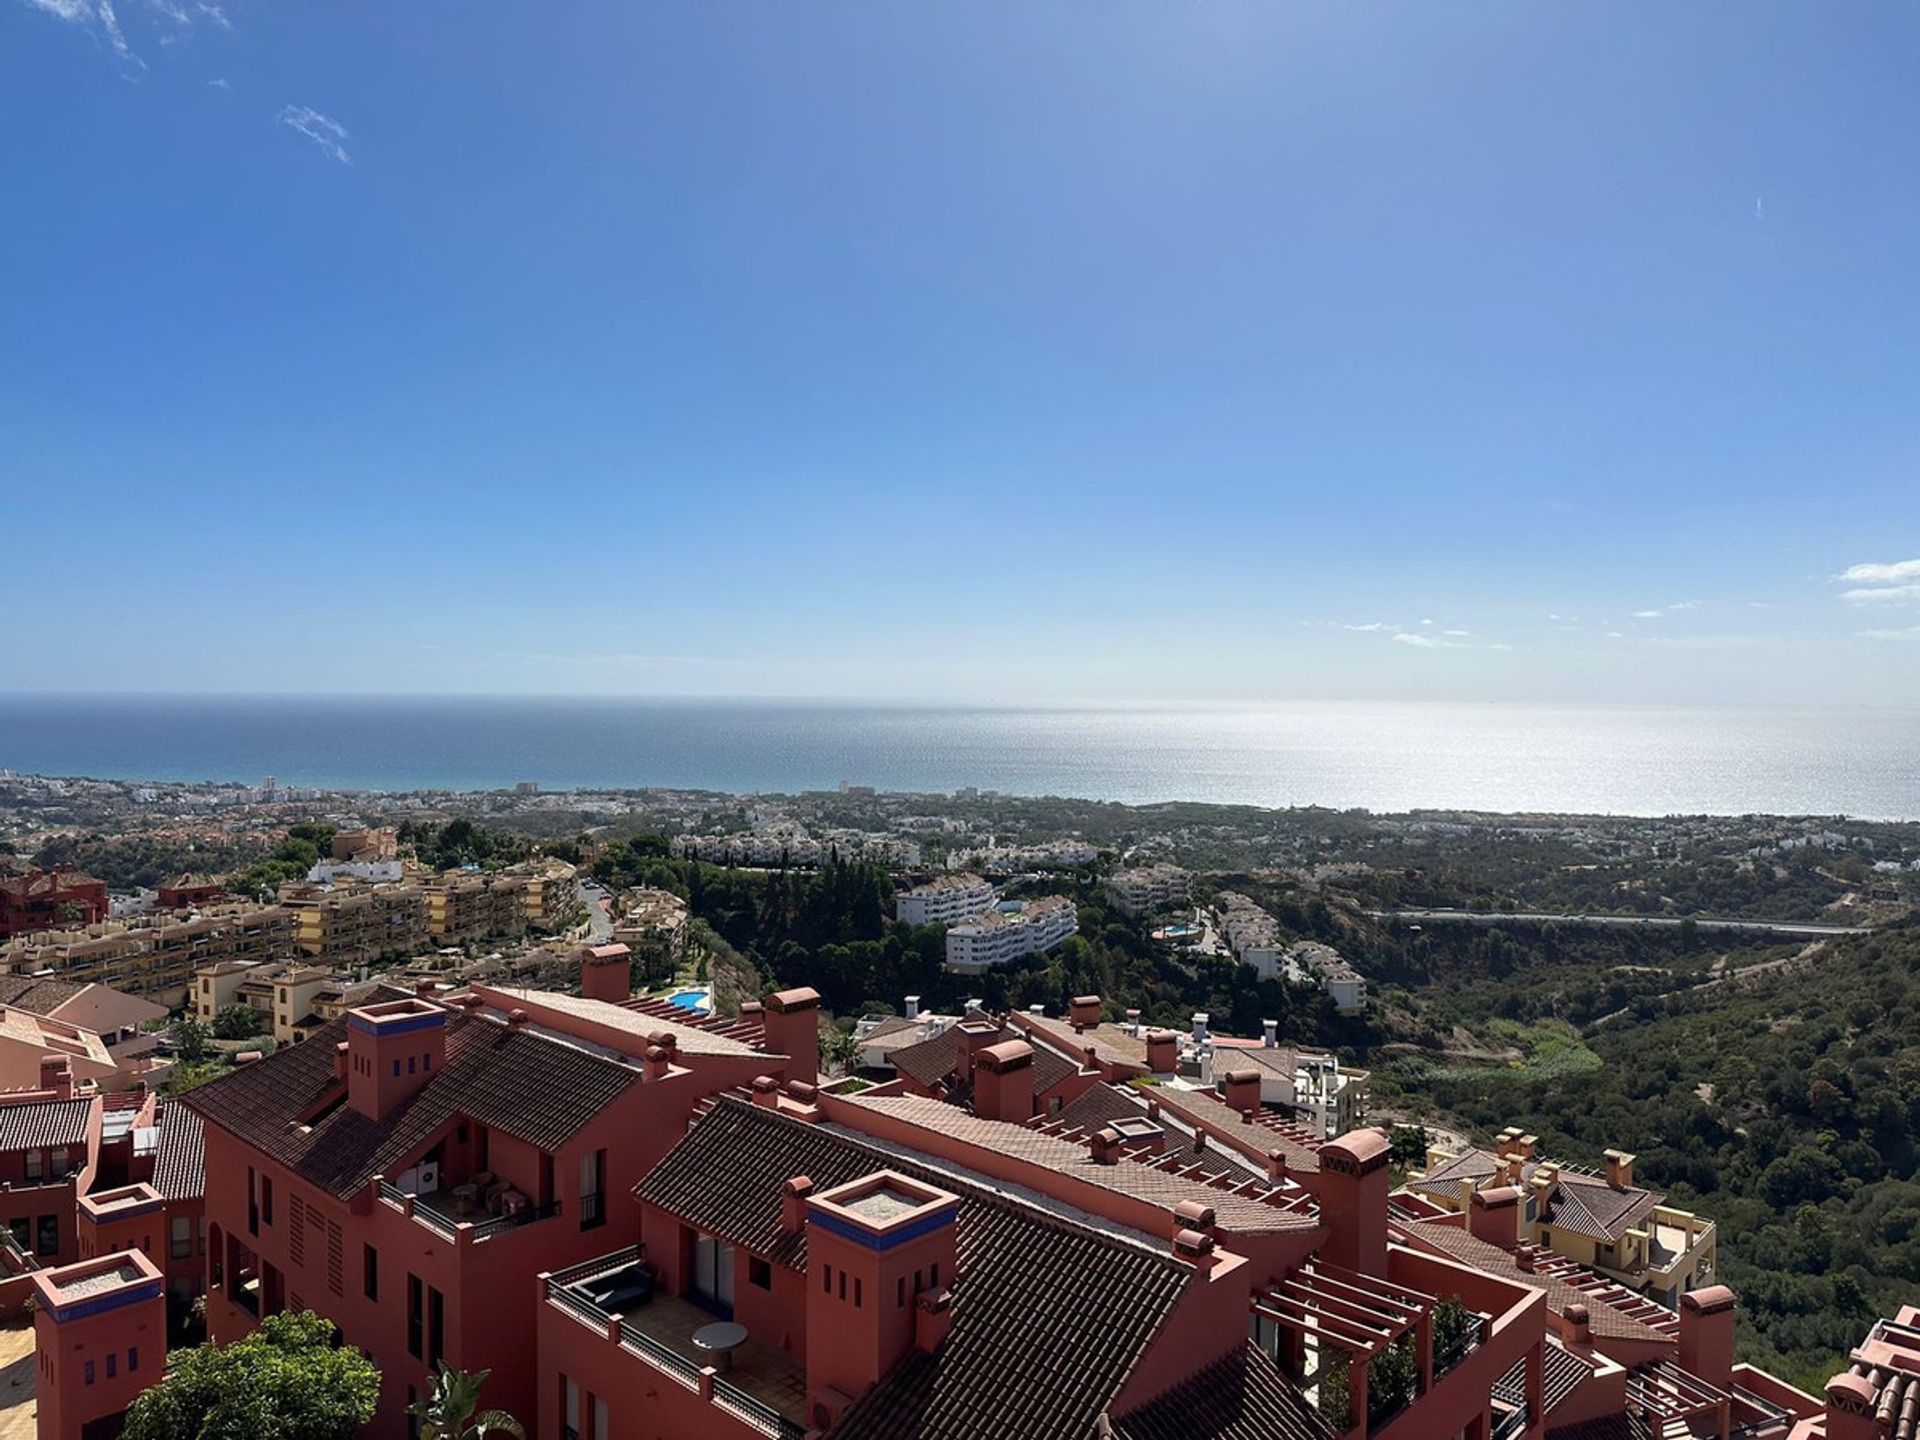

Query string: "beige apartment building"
[421, 870, 529, 945]
[0, 904, 296, 1006]
[282, 879, 431, 968]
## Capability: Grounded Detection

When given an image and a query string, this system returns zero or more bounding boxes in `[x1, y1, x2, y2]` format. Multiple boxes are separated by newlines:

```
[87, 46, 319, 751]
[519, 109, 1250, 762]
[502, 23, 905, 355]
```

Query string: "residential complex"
[16, 974, 1897, 1440]
[1107, 863, 1192, 916]
[0, 869, 109, 939]
[0, 903, 297, 1006]
[942, 894, 1078, 972]
[893, 873, 996, 927]
[1214, 893, 1368, 1012]
[1401, 1129, 1719, 1310]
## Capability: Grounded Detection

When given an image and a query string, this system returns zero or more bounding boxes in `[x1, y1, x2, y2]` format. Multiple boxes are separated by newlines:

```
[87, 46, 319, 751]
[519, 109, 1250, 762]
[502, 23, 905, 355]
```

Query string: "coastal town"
[0, 772, 1914, 1438]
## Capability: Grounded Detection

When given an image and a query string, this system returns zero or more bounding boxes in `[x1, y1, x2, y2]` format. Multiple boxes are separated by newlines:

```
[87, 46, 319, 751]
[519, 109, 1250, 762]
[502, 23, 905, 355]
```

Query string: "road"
[579, 878, 615, 943]
[1366, 908, 1871, 938]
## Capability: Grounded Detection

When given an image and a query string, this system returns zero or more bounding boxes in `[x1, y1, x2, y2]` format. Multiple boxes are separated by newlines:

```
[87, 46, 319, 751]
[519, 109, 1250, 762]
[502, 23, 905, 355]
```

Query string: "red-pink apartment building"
[36, 982, 1900, 1440]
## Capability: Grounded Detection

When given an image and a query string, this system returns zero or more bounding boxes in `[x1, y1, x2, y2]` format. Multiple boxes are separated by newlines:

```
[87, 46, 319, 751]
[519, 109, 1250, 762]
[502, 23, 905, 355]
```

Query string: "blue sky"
[3, 2, 1917, 705]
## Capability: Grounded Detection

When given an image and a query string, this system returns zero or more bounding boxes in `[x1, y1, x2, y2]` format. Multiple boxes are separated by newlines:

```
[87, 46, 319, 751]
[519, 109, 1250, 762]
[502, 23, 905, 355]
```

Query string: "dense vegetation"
[32, 831, 268, 891]
[396, 819, 535, 872]
[1382, 922, 1920, 1391]
[122, 1309, 379, 1440]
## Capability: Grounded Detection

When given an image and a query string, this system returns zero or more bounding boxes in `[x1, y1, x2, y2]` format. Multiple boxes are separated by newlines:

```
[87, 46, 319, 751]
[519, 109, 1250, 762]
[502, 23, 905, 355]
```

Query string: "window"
[23, 1150, 41, 1182]
[36, 1215, 58, 1258]
[363, 1244, 379, 1301]
[821, 1265, 831, 1294]
[392, 1060, 401, 1078]
[407, 1274, 423, 1359]
[854, 1278, 862, 1308]
[592, 1394, 609, 1440]
[748, 1257, 772, 1291]
[50, 1148, 69, 1176]
[129, 1347, 139, 1373]
[579, 1149, 605, 1231]
[106, 1353, 117, 1379]
[83, 1361, 94, 1386]
[170, 1216, 192, 1260]
[262, 1176, 274, 1226]
[407, 1056, 416, 1075]
[427, 1285, 445, 1368]
[247, 1167, 260, 1236]
[563, 1376, 580, 1440]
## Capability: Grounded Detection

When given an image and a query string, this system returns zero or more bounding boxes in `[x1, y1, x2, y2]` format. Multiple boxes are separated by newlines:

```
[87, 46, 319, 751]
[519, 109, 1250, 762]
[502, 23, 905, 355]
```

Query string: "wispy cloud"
[278, 104, 351, 163]
[1836, 558, 1920, 609]
[1631, 609, 1663, 620]
[1861, 626, 1920, 642]
[1392, 632, 1440, 649]
[1841, 584, 1920, 606]
[18, 0, 225, 68]
[206, 75, 228, 88]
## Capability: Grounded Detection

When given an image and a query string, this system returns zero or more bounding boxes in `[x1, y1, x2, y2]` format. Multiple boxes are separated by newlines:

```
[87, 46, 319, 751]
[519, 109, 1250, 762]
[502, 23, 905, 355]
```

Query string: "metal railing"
[378, 1181, 560, 1241]
[1729, 1384, 1793, 1439]
[712, 1377, 808, 1440]
[618, 1317, 700, 1389]
[1433, 1315, 1486, 1377]
[1491, 1402, 1529, 1440]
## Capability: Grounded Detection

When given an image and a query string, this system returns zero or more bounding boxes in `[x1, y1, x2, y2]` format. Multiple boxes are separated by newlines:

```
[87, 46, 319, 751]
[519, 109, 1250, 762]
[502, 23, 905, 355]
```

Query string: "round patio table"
[691, 1321, 749, 1372]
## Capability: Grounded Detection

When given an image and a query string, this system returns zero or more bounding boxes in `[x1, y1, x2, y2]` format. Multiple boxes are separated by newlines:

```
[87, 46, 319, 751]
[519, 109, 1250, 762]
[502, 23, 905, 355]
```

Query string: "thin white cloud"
[1441, 629, 1471, 638]
[1861, 626, 1920, 642]
[1338, 622, 1392, 633]
[278, 104, 351, 164]
[207, 75, 228, 88]
[1839, 559, 1920, 585]
[19, 0, 225, 67]
[1631, 610, 1663, 620]
[1666, 601, 1700, 612]
[1393, 632, 1439, 649]
[1841, 584, 1920, 606]
[195, 0, 228, 26]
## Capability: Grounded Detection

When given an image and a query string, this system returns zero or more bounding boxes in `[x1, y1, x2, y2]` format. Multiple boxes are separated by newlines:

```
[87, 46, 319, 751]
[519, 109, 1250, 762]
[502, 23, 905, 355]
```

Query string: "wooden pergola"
[1626, 1359, 1732, 1440]
[1251, 1261, 1440, 1435]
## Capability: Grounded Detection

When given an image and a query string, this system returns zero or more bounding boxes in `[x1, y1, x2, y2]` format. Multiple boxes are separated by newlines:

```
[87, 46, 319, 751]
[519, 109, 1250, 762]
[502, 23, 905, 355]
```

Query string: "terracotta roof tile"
[150, 1103, 205, 1202]
[1110, 1343, 1333, 1440]
[635, 1097, 1193, 1440]
[184, 1012, 638, 1200]
[0, 1096, 93, 1152]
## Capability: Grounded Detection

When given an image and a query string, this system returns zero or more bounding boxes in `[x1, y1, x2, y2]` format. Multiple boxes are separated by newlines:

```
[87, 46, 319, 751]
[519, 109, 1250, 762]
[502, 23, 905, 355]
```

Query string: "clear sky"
[4, 1, 1917, 706]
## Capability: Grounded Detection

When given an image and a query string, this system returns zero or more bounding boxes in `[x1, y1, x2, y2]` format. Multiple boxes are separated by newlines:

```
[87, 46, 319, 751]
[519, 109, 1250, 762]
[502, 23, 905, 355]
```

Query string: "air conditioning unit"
[399, 1160, 440, 1195]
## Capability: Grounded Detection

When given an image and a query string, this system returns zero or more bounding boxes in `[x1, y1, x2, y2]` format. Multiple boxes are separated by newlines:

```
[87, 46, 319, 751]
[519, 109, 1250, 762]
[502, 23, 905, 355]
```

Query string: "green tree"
[212, 1005, 259, 1041]
[409, 1362, 526, 1440]
[173, 1017, 212, 1064]
[1387, 1124, 1430, 1167]
[821, 1027, 861, 1077]
[121, 1309, 378, 1440]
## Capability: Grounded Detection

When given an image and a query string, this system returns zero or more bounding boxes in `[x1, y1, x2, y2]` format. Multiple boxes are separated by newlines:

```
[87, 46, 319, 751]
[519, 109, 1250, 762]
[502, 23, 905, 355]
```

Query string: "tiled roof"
[150, 1104, 205, 1202]
[1145, 1084, 1323, 1176]
[1055, 1081, 1151, 1133]
[887, 1023, 1078, 1101]
[1547, 1172, 1664, 1243]
[0, 977, 88, 1015]
[1496, 1342, 1595, 1418]
[1110, 1343, 1333, 1440]
[0, 1096, 93, 1152]
[1394, 1222, 1672, 1346]
[836, 1094, 1313, 1236]
[1050, 1082, 1267, 1184]
[1018, 1014, 1149, 1070]
[184, 1012, 639, 1199]
[636, 1098, 1194, 1440]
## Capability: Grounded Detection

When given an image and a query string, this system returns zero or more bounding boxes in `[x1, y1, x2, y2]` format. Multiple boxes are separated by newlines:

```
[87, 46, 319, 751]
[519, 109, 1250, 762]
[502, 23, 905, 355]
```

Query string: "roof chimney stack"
[1221, 1067, 1261, 1116]
[972, 1040, 1036, 1125]
[1317, 1127, 1392, 1277]
[781, 1175, 814, 1234]
[1678, 1286, 1737, 1392]
[1191, 1012, 1209, 1043]
[1145, 1030, 1179, 1075]
[579, 943, 632, 1004]
[1069, 995, 1102, 1031]
[345, 997, 448, 1122]
[1262, 1019, 1279, 1049]
[764, 987, 823, 1088]
[1469, 1185, 1522, 1250]
[1603, 1148, 1636, 1190]
[904, 995, 920, 1021]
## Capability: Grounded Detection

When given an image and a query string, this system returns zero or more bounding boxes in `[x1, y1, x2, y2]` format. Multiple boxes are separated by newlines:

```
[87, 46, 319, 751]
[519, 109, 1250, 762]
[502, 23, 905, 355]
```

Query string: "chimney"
[344, 997, 448, 1122]
[1316, 1127, 1391, 1276]
[1678, 1285, 1737, 1391]
[972, 1040, 1036, 1125]
[1145, 1029, 1179, 1075]
[1266, 1150, 1289, 1184]
[1122, 1009, 1140, 1037]
[1262, 1019, 1279, 1049]
[1069, 995, 1102, 1031]
[805, 1172, 960, 1425]
[37, 1056, 72, 1099]
[333, 1041, 349, 1083]
[1221, 1067, 1262, 1116]
[1823, 1372, 1887, 1440]
[1603, 1148, 1636, 1190]
[1089, 1127, 1122, 1165]
[904, 996, 920, 1021]
[1516, 1133, 1539, 1161]
[1563, 1302, 1593, 1352]
[764, 987, 823, 1088]
[1515, 1244, 1538, 1274]
[579, 943, 632, 1004]
[1469, 1185, 1522, 1250]
[739, 1000, 765, 1031]
[414, 979, 437, 1001]
[507, 1008, 530, 1030]
[644, 1045, 671, 1082]
[1173, 1199, 1216, 1242]
[1173, 1227, 1217, 1275]
[1191, 1011, 1210, 1043]
[913, 1288, 954, 1354]
[781, 1176, 814, 1234]
[752, 1075, 781, 1108]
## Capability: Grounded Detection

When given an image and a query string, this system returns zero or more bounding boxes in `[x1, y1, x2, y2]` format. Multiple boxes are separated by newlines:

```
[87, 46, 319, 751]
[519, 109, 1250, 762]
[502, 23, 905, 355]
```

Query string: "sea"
[0, 695, 1917, 820]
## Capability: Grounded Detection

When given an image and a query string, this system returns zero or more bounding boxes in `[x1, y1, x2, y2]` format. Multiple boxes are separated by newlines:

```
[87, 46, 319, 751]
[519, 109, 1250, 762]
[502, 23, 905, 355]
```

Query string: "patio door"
[690, 1232, 734, 1319]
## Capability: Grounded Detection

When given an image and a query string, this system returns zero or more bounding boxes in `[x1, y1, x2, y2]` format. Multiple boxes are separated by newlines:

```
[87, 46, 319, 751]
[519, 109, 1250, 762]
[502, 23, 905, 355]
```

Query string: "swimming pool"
[667, 987, 713, 1014]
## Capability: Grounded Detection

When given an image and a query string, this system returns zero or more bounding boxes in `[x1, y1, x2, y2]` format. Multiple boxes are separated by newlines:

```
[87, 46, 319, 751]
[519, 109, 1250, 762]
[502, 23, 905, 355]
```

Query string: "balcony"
[377, 1179, 561, 1243]
[546, 1251, 807, 1440]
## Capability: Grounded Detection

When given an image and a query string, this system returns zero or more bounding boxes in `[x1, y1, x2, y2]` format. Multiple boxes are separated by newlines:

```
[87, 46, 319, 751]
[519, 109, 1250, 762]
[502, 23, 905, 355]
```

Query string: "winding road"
[1366, 908, 1871, 938]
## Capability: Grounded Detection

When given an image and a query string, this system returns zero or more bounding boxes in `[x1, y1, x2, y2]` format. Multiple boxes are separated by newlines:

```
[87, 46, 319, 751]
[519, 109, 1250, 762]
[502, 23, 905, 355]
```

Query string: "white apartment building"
[895, 874, 997, 927]
[944, 895, 1079, 973]
[1214, 891, 1285, 976]
[1107, 864, 1191, 916]
[1285, 940, 1368, 1014]
[1197, 1024, 1370, 1140]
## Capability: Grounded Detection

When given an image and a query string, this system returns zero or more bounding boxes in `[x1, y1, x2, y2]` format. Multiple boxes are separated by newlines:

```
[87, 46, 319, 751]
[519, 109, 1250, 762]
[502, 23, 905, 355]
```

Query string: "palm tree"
[408, 1363, 525, 1440]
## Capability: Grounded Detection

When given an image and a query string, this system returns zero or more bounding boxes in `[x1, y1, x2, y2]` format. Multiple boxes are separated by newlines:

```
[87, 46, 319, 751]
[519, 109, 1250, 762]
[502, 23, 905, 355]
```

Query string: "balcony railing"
[1490, 1401, 1529, 1440]
[378, 1181, 562, 1242]
[1433, 1314, 1487, 1377]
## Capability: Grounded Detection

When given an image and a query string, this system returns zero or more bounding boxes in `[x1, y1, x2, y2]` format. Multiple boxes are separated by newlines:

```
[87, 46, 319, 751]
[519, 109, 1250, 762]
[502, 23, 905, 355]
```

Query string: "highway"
[1365, 908, 1871, 938]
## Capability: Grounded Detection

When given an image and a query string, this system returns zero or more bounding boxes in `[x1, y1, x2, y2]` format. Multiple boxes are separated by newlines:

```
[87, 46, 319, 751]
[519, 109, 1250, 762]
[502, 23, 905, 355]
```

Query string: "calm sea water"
[0, 696, 1916, 819]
